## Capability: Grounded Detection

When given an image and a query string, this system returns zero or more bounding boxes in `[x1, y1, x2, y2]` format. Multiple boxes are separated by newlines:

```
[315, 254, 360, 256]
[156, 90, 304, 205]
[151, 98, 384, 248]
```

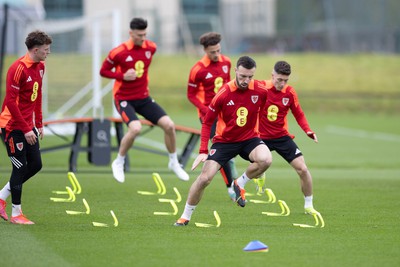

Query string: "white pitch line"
[326, 125, 400, 142]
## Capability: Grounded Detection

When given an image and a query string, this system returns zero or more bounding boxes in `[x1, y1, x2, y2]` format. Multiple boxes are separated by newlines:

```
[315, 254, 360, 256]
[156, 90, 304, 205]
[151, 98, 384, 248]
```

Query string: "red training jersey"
[0, 53, 44, 137]
[187, 54, 231, 120]
[100, 39, 157, 101]
[199, 79, 268, 154]
[259, 80, 312, 140]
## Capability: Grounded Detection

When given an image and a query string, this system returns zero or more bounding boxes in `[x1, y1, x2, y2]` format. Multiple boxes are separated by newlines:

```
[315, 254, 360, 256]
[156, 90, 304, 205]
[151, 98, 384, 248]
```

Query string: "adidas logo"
[26, 76, 32, 82]
[125, 56, 133, 62]
[295, 148, 301, 155]
[227, 100, 234, 106]
[205, 72, 213, 79]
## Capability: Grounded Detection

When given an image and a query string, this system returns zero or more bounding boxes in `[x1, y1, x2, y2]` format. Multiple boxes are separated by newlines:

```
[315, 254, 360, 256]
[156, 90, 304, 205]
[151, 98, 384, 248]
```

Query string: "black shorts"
[207, 137, 266, 167]
[115, 97, 167, 125]
[1, 128, 40, 157]
[263, 135, 302, 163]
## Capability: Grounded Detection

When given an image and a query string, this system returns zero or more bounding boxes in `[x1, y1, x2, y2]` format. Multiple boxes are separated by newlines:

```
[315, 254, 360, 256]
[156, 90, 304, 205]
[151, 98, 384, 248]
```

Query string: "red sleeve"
[5, 64, 31, 133]
[34, 83, 43, 129]
[290, 89, 312, 133]
[187, 64, 209, 117]
[99, 47, 125, 81]
[199, 94, 221, 154]
[187, 87, 208, 118]
[225, 56, 232, 81]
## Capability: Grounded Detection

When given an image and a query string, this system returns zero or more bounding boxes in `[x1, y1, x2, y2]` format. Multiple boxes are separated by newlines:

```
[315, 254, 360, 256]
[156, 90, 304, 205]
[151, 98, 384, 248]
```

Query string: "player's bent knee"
[296, 166, 309, 176]
[163, 121, 175, 133]
[127, 125, 141, 136]
[261, 160, 272, 171]
[158, 116, 175, 132]
[265, 156, 273, 167]
[256, 154, 272, 167]
[197, 174, 213, 187]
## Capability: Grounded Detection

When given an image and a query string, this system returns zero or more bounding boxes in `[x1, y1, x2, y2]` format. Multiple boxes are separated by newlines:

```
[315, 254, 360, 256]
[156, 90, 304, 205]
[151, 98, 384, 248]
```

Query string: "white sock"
[227, 186, 234, 195]
[168, 152, 178, 163]
[0, 182, 11, 200]
[237, 172, 250, 188]
[12, 204, 22, 217]
[116, 154, 125, 163]
[181, 203, 196, 221]
[304, 195, 313, 209]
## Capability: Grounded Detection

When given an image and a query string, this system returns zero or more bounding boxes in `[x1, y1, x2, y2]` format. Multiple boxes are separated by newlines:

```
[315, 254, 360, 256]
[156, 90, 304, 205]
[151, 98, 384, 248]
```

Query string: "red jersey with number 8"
[0, 53, 44, 135]
[259, 80, 312, 139]
[199, 79, 268, 154]
[100, 39, 156, 101]
[187, 54, 231, 119]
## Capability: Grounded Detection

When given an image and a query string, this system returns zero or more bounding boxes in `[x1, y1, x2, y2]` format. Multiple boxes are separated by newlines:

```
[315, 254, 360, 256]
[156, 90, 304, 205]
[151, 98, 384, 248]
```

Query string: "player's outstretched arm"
[307, 131, 318, 143]
[191, 153, 208, 171]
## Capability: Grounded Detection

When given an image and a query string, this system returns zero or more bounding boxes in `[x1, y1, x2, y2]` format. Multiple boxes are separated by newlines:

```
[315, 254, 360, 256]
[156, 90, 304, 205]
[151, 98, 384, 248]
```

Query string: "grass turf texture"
[0, 112, 399, 267]
[1, 53, 399, 265]
[2, 53, 400, 116]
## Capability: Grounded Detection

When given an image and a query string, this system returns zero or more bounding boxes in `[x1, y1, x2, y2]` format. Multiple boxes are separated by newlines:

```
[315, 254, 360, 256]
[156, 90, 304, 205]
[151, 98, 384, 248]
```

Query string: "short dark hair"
[236, 56, 256, 69]
[199, 32, 221, 48]
[25, 30, 52, 50]
[130, 18, 148, 30]
[274, 61, 291, 75]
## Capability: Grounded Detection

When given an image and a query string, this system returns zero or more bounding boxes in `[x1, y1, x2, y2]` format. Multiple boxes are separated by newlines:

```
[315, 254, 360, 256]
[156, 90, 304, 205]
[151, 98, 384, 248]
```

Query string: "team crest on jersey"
[145, 51, 151, 59]
[39, 70, 44, 78]
[209, 149, 216, 156]
[251, 95, 259, 104]
[282, 98, 289, 106]
[222, 66, 228, 73]
[16, 142, 24, 151]
[120, 101, 127, 108]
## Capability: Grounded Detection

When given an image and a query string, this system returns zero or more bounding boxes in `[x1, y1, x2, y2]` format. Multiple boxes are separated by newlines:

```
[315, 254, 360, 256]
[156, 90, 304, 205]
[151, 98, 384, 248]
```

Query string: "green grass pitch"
[1, 53, 400, 266]
[0, 112, 399, 267]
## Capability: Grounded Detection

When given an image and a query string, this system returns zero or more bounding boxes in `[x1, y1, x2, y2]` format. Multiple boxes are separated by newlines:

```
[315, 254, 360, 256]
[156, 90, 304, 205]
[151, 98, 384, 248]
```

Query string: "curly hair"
[25, 31, 52, 50]
[199, 32, 221, 48]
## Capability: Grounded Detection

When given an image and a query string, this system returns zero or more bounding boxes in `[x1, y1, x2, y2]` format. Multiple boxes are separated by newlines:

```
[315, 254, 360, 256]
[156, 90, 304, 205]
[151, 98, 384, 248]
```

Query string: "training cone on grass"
[66, 198, 90, 215]
[243, 240, 269, 252]
[261, 200, 290, 216]
[92, 210, 119, 227]
[137, 173, 166, 195]
[52, 172, 82, 195]
[50, 186, 76, 202]
[293, 211, 325, 228]
[194, 211, 221, 228]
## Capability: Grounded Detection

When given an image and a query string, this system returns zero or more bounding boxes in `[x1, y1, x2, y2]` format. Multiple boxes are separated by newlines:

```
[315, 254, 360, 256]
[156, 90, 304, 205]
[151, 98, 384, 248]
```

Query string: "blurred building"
[1, 0, 400, 54]
[0, 0, 275, 55]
